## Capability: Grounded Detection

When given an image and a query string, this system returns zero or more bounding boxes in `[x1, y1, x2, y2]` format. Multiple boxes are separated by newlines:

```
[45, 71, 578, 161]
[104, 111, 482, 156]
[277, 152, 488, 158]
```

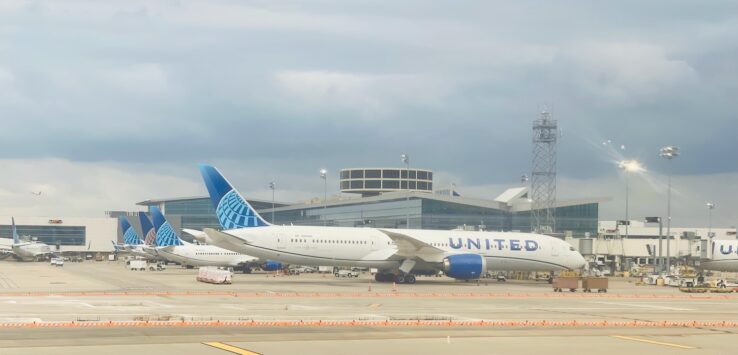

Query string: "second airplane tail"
[150, 207, 184, 247]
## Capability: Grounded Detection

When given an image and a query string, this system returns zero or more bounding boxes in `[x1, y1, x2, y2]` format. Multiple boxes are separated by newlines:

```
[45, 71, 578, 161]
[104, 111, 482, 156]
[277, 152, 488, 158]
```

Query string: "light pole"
[320, 169, 327, 226]
[706, 203, 715, 238]
[660, 146, 679, 274]
[401, 153, 410, 229]
[268, 180, 276, 224]
[618, 160, 643, 239]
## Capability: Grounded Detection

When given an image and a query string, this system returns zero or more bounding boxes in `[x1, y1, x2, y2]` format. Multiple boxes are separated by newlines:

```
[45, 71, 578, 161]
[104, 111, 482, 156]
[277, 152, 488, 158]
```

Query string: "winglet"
[150, 206, 183, 247]
[198, 164, 270, 229]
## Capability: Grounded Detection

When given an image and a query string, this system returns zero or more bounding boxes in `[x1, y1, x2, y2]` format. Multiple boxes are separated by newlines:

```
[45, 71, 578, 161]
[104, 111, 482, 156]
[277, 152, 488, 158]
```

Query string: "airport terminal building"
[0, 216, 117, 254]
[137, 167, 605, 238]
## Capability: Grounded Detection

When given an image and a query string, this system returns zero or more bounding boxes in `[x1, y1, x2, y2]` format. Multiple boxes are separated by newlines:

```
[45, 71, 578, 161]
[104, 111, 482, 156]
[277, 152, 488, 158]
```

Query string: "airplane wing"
[203, 228, 251, 252]
[376, 229, 446, 263]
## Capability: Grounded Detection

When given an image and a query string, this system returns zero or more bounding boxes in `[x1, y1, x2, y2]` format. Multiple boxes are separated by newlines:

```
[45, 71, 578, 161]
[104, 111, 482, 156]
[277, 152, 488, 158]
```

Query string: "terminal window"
[0, 225, 86, 246]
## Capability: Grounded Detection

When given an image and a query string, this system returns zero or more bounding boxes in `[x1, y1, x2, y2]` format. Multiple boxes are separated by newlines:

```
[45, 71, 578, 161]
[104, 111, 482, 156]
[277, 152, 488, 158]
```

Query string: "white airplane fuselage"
[701, 240, 738, 272]
[12, 242, 52, 261]
[156, 243, 257, 267]
[209, 226, 585, 273]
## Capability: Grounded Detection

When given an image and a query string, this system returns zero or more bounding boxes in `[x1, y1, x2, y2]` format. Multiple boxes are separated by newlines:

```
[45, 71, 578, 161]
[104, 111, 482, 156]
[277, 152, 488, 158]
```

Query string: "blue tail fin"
[119, 216, 143, 245]
[198, 164, 270, 229]
[139, 213, 156, 246]
[11, 217, 19, 244]
[150, 206, 183, 247]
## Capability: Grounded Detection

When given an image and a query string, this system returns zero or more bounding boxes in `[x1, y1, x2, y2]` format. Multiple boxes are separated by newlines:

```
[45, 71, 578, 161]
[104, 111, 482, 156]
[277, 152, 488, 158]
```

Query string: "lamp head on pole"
[706, 202, 715, 210]
[269, 180, 275, 190]
[319, 169, 327, 180]
[659, 146, 680, 160]
[401, 153, 409, 165]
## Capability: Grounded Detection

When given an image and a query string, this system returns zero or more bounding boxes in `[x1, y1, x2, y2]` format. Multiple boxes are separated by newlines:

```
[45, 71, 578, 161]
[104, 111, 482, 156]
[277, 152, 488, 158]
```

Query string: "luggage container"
[552, 277, 579, 292]
[197, 267, 233, 284]
[582, 277, 608, 293]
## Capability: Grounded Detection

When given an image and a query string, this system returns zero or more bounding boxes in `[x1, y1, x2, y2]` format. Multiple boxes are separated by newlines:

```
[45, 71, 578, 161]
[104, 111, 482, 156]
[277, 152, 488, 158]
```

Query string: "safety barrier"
[0, 319, 736, 328]
[0, 291, 736, 300]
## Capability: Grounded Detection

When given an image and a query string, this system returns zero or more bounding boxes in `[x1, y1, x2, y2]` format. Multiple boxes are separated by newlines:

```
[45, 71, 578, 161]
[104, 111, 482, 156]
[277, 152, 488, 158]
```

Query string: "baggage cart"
[553, 277, 579, 292]
[582, 277, 608, 293]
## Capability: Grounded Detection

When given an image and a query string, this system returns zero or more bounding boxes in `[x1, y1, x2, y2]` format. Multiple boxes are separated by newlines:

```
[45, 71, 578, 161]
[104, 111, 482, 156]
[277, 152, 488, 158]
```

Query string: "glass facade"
[0, 225, 86, 246]
[136, 197, 599, 238]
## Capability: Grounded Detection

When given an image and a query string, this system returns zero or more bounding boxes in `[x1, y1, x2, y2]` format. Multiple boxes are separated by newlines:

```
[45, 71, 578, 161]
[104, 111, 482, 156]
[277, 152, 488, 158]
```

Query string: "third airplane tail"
[139, 213, 156, 246]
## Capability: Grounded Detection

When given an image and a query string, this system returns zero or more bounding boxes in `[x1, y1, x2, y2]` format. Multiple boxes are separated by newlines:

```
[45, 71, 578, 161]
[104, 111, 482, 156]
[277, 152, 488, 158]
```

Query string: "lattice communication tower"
[531, 110, 557, 233]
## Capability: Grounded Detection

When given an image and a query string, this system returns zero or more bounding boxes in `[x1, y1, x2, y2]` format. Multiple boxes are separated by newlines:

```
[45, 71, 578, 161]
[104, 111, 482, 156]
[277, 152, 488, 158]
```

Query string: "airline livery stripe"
[235, 241, 574, 270]
[203, 342, 262, 355]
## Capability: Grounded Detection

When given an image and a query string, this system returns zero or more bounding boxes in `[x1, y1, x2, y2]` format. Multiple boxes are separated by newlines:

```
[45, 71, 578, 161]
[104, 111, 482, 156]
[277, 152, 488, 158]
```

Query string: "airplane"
[150, 206, 281, 272]
[700, 240, 738, 272]
[113, 215, 161, 260]
[198, 165, 587, 284]
[0, 217, 53, 261]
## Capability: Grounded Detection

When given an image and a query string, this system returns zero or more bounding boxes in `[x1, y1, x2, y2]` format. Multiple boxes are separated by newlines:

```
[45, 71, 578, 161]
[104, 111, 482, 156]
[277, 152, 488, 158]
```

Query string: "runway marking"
[0, 291, 737, 300]
[203, 342, 262, 355]
[594, 301, 694, 311]
[612, 335, 696, 349]
[369, 303, 381, 308]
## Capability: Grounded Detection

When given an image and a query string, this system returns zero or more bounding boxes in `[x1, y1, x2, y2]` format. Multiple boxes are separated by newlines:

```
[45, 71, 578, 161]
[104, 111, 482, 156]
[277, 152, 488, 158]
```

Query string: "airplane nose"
[573, 253, 586, 270]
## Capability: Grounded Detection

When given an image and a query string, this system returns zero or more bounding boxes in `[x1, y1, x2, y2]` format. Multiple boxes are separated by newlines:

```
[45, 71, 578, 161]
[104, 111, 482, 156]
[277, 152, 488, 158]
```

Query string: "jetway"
[567, 230, 727, 273]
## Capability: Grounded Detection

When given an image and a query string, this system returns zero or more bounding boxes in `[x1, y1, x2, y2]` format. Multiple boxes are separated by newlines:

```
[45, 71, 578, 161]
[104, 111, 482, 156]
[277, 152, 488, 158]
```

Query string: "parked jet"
[0, 217, 53, 261]
[199, 165, 586, 284]
[114, 215, 160, 260]
[701, 240, 738, 272]
[150, 207, 279, 272]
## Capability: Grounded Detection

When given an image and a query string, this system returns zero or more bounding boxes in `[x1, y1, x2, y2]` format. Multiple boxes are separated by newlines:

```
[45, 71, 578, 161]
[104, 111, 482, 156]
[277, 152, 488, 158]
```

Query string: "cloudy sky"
[1, 0, 736, 227]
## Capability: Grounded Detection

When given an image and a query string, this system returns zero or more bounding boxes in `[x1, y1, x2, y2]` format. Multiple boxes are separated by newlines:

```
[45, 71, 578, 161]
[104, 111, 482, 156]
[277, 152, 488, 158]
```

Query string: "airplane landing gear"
[375, 272, 416, 284]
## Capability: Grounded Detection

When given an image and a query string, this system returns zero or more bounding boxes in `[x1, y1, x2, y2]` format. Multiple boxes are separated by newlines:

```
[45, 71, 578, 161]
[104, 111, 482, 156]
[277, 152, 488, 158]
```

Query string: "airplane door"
[370, 235, 380, 251]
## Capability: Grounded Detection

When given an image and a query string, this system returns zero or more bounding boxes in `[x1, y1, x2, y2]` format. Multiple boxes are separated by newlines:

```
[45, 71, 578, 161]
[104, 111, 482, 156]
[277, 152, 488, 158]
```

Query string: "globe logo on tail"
[217, 190, 268, 229]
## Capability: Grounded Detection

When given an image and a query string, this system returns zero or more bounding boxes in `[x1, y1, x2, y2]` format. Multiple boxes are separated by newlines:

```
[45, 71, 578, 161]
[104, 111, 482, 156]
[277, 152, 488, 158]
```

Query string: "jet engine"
[261, 260, 283, 271]
[442, 254, 487, 280]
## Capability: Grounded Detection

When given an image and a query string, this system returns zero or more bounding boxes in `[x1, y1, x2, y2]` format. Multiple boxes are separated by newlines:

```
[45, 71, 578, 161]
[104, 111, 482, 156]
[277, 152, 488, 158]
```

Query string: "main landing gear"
[375, 272, 416, 284]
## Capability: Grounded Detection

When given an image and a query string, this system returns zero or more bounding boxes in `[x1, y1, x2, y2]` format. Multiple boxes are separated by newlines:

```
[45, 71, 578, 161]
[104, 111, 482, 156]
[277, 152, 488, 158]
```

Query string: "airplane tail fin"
[150, 206, 183, 247]
[139, 213, 156, 246]
[111, 240, 123, 253]
[198, 164, 270, 229]
[11, 217, 19, 244]
[119, 216, 143, 245]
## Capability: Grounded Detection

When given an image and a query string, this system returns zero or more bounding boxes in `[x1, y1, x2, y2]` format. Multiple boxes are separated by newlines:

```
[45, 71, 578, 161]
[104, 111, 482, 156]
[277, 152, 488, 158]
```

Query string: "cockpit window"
[569, 246, 576, 251]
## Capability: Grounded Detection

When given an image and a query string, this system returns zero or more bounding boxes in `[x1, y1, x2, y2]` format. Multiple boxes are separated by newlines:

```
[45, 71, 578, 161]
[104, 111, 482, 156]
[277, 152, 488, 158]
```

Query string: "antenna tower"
[531, 109, 557, 233]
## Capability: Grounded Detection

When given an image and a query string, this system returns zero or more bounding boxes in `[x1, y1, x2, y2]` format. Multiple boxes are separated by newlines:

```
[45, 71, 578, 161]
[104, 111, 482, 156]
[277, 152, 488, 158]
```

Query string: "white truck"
[335, 269, 359, 278]
[129, 260, 147, 271]
[197, 267, 233, 284]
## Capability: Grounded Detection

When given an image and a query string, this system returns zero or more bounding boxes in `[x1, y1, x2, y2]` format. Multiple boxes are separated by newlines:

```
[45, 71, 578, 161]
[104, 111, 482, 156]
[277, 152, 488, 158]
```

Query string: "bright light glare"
[618, 160, 644, 172]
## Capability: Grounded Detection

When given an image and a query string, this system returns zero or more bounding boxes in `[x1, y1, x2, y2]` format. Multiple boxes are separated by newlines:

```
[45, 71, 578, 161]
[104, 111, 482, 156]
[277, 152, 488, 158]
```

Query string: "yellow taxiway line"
[203, 342, 262, 355]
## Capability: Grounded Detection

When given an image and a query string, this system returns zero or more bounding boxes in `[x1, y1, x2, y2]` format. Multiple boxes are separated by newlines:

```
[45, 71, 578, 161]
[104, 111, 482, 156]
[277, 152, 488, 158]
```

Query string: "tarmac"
[1, 260, 737, 354]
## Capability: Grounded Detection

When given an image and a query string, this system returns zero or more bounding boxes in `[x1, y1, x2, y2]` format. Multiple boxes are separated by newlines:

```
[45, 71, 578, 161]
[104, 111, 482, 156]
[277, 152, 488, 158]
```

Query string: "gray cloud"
[0, 1, 736, 226]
